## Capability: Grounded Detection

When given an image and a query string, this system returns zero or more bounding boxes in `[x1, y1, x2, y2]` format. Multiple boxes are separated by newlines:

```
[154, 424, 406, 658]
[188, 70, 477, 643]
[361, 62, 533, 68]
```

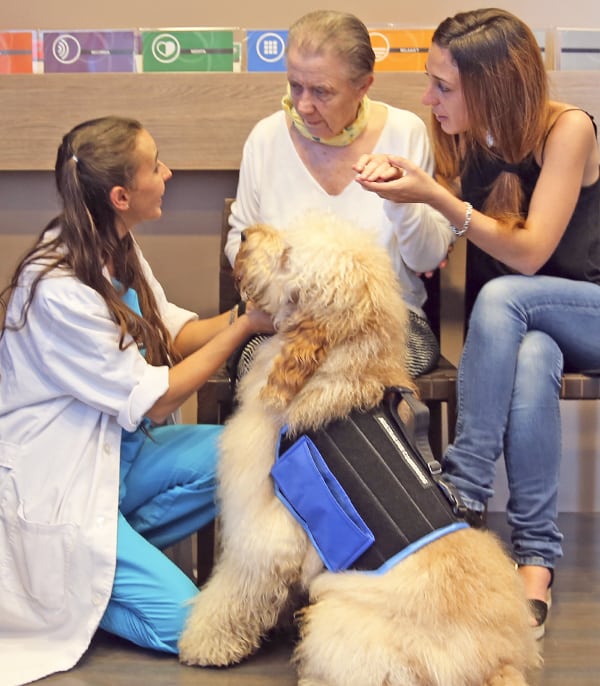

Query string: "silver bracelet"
[450, 201, 473, 237]
[228, 304, 238, 325]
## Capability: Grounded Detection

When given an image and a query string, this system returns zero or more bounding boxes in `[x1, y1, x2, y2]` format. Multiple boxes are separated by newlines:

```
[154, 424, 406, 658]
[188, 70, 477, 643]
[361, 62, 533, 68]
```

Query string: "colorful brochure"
[369, 28, 434, 72]
[141, 29, 235, 72]
[42, 30, 136, 73]
[0, 31, 36, 73]
[246, 30, 288, 72]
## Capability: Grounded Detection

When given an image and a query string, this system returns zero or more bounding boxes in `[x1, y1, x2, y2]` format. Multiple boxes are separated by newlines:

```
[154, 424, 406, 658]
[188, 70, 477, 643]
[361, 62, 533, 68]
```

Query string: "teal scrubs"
[99, 285, 221, 652]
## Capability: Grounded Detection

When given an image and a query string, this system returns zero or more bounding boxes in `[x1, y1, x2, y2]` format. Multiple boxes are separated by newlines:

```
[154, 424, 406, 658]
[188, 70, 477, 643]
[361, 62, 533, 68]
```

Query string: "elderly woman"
[225, 9, 453, 378]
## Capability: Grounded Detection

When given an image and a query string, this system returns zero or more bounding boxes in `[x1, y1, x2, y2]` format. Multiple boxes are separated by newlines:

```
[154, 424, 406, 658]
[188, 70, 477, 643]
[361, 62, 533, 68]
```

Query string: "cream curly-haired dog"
[179, 214, 539, 686]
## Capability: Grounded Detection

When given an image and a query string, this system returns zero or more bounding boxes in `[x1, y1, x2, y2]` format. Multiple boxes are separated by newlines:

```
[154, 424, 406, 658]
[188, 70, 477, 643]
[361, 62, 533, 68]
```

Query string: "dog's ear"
[235, 225, 291, 310]
[260, 318, 329, 409]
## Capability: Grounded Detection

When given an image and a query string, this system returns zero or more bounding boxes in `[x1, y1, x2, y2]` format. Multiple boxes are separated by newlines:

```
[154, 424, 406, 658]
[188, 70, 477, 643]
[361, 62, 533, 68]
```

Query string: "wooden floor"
[36, 513, 600, 686]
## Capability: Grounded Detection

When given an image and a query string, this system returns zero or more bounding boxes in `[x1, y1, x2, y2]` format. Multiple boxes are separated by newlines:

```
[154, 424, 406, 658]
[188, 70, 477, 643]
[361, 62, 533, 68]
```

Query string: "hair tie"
[72, 154, 79, 164]
[500, 161, 521, 175]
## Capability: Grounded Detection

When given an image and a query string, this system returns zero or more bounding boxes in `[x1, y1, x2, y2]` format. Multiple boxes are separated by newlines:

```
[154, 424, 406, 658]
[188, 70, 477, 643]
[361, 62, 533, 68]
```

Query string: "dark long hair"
[1, 116, 179, 366]
[431, 8, 549, 226]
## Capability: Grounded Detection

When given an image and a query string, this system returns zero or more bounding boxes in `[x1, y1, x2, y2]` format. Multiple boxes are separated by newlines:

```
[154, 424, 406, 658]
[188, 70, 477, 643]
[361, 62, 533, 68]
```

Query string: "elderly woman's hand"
[353, 154, 439, 205]
[353, 153, 405, 181]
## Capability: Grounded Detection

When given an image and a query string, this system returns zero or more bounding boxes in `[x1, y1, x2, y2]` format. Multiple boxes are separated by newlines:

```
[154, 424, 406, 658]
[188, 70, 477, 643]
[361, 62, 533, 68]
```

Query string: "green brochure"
[142, 29, 234, 72]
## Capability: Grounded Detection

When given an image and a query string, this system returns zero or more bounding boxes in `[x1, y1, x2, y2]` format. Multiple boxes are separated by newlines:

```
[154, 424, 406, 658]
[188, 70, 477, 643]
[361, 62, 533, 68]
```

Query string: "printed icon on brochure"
[141, 30, 234, 72]
[368, 29, 433, 71]
[369, 32, 391, 62]
[52, 34, 82, 64]
[151, 33, 181, 63]
[43, 30, 136, 72]
[255, 32, 286, 63]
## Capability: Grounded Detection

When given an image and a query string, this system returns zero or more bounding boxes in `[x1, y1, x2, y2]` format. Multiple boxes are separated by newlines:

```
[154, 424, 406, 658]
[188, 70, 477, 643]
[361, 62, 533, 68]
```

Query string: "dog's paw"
[179, 626, 258, 667]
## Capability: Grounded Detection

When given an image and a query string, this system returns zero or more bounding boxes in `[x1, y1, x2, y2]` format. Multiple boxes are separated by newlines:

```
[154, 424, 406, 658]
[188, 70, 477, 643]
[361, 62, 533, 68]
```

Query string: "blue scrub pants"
[99, 421, 221, 653]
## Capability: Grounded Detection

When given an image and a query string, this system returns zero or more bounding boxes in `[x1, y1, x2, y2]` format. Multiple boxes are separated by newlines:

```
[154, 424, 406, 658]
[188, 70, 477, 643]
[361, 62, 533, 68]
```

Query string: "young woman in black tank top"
[354, 8, 600, 639]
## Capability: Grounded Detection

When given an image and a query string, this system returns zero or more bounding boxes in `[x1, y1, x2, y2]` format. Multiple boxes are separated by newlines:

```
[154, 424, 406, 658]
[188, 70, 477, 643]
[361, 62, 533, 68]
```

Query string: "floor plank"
[35, 513, 600, 685]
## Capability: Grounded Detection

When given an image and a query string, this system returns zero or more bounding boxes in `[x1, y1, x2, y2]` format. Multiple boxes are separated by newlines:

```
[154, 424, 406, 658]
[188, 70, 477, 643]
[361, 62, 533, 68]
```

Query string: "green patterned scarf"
[282, 87, 371, 147]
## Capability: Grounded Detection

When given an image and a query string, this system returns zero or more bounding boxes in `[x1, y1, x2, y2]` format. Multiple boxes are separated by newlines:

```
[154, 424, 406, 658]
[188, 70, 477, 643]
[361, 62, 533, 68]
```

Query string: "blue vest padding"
[271, 387, 467, 572]
[272, 433, 375, 572]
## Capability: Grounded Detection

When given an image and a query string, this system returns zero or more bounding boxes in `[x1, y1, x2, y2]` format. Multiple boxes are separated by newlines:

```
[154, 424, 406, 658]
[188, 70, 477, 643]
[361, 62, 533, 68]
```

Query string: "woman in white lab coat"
[0, 116, 272, 686]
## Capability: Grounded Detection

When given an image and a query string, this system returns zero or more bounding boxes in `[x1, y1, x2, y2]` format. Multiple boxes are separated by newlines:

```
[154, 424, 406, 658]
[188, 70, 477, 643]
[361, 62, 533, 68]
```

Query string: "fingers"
[243, 301, 276, 334]
[353, 154, 407, 182]
[352, 178, 395, 201]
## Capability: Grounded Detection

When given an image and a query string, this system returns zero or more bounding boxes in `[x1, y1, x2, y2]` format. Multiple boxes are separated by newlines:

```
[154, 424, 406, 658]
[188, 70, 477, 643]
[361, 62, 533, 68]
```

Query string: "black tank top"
[462, 112, 600, 320]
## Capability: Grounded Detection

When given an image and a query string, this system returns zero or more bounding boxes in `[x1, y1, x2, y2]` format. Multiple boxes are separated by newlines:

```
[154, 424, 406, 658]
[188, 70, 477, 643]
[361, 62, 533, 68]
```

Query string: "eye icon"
[52, 34, 82, 64]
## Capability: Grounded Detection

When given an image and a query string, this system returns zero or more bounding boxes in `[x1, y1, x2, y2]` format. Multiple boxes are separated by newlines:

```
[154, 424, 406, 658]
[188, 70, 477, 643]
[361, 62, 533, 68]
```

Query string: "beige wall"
[2, 0, 600, 30]
[0, 171, 238, 317]
[1, 2, 600, 511]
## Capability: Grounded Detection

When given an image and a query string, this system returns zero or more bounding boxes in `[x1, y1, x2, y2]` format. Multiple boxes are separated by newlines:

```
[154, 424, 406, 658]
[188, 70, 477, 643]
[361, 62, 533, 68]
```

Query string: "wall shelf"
[1, 71, 599, 171]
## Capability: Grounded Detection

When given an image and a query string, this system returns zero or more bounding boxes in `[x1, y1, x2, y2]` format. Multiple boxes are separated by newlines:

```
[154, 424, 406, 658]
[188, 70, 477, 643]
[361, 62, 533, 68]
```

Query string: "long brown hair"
[431, 8, 549, 226]
[1, 116, 179, 366]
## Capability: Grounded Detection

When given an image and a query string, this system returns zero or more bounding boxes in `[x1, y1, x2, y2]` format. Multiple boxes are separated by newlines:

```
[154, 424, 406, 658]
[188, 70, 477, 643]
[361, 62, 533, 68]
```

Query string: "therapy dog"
[179, 214, 539, 685]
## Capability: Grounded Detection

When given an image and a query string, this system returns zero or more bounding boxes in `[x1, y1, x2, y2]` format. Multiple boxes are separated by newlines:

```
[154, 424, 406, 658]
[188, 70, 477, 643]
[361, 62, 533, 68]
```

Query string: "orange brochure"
[369, 28, 434, 72]
[0, 31, 35, 73]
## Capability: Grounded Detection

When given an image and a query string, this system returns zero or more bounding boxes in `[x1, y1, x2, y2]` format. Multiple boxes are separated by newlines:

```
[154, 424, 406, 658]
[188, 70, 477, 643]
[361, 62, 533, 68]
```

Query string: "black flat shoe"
[463, 507, 487, 529]
[520, 567, 554, 640]
[530, 591, 552, 640]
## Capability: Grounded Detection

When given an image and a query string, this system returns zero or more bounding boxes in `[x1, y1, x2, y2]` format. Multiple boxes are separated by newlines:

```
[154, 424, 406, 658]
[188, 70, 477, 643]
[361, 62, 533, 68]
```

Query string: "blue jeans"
[443, 275, 600, 569]
[100, 422, 221, 653]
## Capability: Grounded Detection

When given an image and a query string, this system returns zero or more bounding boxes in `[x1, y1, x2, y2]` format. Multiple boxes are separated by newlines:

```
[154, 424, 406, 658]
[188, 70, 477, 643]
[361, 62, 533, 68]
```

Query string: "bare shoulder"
[544, 102, 599, 182]
[547, 101, 596, 135]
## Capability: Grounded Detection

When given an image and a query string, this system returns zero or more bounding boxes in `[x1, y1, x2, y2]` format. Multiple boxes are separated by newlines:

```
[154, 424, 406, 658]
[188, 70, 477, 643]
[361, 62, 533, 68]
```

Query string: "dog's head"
[233, 222, 295, 322]
[234, 212, 407, 407]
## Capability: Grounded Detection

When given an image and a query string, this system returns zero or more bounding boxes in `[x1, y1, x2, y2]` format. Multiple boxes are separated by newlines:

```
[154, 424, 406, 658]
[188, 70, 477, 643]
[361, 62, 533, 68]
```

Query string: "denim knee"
[513, 331, 563, 404]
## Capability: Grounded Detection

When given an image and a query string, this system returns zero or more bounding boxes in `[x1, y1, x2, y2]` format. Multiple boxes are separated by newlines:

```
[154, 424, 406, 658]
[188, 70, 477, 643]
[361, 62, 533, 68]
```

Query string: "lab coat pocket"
[0, 466, 76, 611]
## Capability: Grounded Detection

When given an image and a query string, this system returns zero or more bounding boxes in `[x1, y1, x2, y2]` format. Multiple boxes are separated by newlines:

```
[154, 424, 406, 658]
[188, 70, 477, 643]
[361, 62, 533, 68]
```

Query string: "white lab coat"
[0, 233, 196, 685]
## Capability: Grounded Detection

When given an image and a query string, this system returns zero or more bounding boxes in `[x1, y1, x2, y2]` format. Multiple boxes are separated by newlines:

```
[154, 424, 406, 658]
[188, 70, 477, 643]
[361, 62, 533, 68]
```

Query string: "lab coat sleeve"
[28, 276, 169, 432]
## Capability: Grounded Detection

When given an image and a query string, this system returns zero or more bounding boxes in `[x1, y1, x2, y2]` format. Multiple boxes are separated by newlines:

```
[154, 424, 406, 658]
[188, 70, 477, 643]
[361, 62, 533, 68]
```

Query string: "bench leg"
[196, 521, 216, 587]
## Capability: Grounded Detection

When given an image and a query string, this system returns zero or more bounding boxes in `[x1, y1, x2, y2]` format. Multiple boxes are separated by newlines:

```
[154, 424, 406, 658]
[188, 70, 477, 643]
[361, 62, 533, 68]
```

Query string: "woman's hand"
[243, 300, 276, 335]
[150, 301, 274, 423]
[353, 153, 407, 181]
[353, 154, 440, 205]
[353, 153, 406, 181]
